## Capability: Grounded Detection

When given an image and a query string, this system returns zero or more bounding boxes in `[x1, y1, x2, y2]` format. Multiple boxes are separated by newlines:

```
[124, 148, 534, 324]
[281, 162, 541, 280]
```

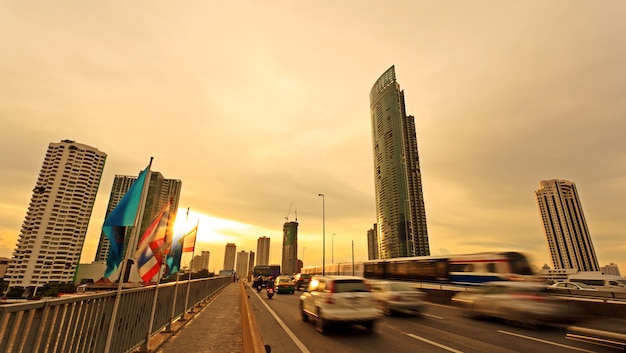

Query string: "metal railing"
[0, 276, 231, 353]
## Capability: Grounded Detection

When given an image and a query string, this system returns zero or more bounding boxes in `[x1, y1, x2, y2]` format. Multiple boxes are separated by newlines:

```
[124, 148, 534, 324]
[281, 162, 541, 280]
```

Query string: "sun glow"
[174, 208, 255, 244]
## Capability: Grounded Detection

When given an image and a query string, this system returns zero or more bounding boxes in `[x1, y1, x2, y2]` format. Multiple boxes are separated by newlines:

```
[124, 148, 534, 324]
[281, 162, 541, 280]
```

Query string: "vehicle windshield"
[575, 282, 595, 288]
[334, 280, 369, 293]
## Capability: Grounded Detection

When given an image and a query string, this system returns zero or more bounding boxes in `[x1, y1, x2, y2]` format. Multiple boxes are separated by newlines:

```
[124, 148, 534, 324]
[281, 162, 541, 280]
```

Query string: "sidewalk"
[154, 282, 243, 353]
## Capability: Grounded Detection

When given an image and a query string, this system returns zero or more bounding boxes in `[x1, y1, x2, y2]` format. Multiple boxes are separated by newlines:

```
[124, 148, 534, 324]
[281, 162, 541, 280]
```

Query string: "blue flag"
[103, 166, 149, 279]
[164, 227, 185, 278]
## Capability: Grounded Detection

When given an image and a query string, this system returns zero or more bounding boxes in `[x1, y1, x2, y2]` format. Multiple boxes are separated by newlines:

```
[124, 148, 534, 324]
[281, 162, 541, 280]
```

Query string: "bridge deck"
[154, 282, 243, 353]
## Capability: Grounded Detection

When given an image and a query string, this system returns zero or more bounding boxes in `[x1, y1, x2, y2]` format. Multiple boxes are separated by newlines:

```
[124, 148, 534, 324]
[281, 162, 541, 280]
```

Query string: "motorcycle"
[256, 283, 263, 292]
[266, 287, 275, 299]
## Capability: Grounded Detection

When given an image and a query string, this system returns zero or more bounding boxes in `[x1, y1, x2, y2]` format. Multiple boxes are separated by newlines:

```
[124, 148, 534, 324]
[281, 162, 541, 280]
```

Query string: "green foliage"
[39, 283, 77, 297]
[6, 286, 25, 298]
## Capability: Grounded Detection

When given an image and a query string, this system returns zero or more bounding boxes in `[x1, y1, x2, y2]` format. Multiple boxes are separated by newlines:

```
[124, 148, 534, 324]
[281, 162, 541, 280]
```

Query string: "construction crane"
[284, 202, 298, 222]
[285, 202, 293, 222]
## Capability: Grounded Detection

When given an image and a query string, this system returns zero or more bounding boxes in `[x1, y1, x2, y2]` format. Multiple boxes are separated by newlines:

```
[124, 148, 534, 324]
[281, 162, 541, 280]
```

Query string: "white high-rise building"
[235, 251, 249, 278]
[535, 179, 600, 272]
[5, 140, 106, 289]
[223, 243, 236, 271]
[256, 236, 270, 266]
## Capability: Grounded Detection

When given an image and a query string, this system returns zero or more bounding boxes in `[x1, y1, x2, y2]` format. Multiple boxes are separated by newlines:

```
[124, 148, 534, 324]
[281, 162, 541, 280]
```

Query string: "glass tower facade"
[370, 66, 429, 259]
[281, 221, 298, 275]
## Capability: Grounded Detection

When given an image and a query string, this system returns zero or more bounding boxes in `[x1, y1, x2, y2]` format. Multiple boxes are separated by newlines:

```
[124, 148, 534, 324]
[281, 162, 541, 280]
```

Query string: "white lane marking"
[253, 287, 311, 353]
[423, 313, 444, 319]
[404, 333, 464, 353]
[498, 330, 598, 353]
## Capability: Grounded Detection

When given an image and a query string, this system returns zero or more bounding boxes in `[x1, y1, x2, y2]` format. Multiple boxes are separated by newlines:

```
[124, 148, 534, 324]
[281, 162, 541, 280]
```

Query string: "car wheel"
[300, 302, 308, 322]
[363, 320, 375, 332]
[316, 317, 327, 334]
[382, 303, 392, 316]
[316, 308, 327, 334]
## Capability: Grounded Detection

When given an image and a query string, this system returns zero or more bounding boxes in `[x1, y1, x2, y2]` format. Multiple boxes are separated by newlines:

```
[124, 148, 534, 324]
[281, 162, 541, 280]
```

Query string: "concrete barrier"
[240, 281, 268, 353]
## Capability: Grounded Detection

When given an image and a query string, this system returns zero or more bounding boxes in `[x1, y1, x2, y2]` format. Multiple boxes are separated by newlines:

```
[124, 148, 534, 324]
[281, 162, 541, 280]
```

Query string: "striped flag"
[134, 200, 171, 283]
[164, 222, 198, 277]
[182, 223, 198, 253]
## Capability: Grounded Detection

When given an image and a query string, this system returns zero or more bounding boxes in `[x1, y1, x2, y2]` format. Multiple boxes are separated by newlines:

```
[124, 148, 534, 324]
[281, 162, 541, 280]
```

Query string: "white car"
[370, 280, 426, 316]
[299, 275, 382, 334]
[453, 281, 581, 326]
[549, 282, 598, 291]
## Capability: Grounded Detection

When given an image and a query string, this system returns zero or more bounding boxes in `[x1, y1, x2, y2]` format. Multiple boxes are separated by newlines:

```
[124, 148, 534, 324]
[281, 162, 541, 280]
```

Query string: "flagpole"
[140, 256, 165, 352]
[139, 202, 172, 353]
[182, 220, 199, 320]
[104, 157, 153, 353]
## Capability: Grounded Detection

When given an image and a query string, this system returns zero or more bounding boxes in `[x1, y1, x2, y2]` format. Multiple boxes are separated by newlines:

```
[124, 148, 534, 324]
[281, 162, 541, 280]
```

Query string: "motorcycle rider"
[266, 276, 276, 298]
[254, 276, 263, 291]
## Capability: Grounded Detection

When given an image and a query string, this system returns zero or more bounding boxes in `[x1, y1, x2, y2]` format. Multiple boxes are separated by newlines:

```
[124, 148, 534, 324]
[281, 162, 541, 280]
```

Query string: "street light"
[318, 193, 325, 276]
[332, 233, 335, 264]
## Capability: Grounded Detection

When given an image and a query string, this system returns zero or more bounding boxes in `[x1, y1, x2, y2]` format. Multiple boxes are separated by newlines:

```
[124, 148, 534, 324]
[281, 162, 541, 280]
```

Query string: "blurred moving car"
[275, 276, 296, 294]
[299, 275, 381, 334]
[370, 281, 426, 316]
[549, 282, 598, 291]
[453, 281, 581, 327]
[566, 273, 626, 292]
[294, 273, 311, 290]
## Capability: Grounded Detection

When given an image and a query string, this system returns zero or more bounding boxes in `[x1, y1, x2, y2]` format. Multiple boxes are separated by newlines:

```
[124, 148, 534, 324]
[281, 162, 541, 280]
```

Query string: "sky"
[1, 1, 625, 275]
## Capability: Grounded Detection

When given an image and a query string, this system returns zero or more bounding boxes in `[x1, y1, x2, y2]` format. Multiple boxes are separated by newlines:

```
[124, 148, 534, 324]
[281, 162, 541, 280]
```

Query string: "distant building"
[235, 251, 249, 278]
[282, 221, 298, 275]
[75, 261, 143, 284]
[4, 140, 106, 290]
[535, 266, 579, 284]
[256, 236, 270, 266]
[247, 251, 255, 279]
[223, 243, 236, 271]
[535, 179, 600, 272]
[94, 171, 181, 262]
[370, 66, 429, 258]
[601, 263, 621, 277]
[190, 250, 210, 273]
[0, 257, 10, 278]
[297, 259, 303, 274]
[367, 224, 378, 260]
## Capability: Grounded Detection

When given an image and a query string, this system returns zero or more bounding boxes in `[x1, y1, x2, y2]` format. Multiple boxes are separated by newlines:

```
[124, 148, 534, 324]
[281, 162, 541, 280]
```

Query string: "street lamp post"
[332, 233, 335, 264]
[318, 193, 325, 276]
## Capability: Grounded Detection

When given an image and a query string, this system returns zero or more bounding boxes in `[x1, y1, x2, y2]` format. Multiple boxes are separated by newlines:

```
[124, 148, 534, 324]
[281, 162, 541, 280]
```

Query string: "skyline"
[1, 1, 625, 275]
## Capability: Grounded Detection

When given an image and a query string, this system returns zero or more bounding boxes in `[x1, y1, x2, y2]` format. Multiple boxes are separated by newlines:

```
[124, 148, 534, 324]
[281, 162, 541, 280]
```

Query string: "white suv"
[299, 275, 382, 334]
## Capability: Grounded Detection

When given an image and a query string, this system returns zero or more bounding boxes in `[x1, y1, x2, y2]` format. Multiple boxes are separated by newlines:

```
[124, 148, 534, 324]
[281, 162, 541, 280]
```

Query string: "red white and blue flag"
[135, 200, 171, 283]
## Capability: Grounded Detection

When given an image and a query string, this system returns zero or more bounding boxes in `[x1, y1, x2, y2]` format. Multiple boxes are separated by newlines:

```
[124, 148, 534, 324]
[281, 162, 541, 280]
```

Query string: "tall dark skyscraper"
[370, 66, 429, 259]
[282, 221, 298, 275]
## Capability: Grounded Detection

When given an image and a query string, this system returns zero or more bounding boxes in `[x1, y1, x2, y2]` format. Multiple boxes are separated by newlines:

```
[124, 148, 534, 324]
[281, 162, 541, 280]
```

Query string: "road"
[245, 283, 624, 353]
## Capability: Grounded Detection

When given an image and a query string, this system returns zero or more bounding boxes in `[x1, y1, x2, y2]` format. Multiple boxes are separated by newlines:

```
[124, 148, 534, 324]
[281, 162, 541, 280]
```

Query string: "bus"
[301, 251, 534, 285]
[253, 265, 271, 280]
[269, 264, 281, 278]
